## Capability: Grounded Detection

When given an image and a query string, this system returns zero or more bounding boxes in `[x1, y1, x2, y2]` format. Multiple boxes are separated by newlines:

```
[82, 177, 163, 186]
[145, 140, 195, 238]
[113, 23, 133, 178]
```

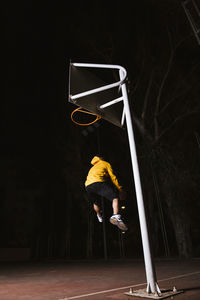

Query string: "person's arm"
[106, 163, 123, 191]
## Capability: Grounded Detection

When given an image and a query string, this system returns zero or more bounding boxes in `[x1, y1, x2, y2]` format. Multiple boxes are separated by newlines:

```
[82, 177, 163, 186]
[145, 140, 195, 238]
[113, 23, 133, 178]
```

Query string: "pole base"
[125, 288, 183, 299]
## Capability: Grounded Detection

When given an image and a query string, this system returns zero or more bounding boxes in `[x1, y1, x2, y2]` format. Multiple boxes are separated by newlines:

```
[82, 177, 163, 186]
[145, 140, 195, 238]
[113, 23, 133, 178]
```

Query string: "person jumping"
[85, 156, 128, 231]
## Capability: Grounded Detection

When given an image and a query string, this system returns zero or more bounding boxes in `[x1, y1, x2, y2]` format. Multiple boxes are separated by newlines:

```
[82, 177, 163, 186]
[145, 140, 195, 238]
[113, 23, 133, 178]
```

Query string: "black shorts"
[85, 182, 119, 203]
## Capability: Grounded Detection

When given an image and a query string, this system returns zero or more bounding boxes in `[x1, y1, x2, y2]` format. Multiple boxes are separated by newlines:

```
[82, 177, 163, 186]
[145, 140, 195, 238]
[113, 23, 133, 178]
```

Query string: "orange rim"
[71, 107, 101, 126]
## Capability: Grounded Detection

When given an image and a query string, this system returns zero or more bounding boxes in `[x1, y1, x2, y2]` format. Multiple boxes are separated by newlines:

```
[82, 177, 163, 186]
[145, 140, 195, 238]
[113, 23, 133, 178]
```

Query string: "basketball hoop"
[71, 107, 101, 126]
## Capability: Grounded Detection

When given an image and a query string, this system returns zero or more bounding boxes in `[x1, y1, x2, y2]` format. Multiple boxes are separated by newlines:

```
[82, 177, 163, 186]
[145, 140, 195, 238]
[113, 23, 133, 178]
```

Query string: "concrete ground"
[0, 258, 199, 300]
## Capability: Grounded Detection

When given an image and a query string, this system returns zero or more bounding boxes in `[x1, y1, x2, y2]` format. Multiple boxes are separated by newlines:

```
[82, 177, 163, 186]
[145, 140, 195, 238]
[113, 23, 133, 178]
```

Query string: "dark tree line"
[63, 0, 200, 258]
[1, 0, 200, 260]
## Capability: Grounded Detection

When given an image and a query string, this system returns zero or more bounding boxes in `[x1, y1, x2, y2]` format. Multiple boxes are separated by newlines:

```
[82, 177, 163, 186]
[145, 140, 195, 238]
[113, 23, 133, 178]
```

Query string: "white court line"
[59, 270, 200, 300]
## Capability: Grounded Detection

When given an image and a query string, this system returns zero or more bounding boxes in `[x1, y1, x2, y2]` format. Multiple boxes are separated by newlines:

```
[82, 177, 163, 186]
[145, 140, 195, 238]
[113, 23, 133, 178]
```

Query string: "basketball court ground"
[0, 258, 200, 300]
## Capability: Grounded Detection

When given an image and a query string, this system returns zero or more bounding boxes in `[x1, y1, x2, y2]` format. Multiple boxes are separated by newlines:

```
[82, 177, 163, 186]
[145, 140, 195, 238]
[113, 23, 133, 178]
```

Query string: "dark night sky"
[3, 1, 196, 151]
[2, 0, 200, 259]
[3, 0, 199, 170]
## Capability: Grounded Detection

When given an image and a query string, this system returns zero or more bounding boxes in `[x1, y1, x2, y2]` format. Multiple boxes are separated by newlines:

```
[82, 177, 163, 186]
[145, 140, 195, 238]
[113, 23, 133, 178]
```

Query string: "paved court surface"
[0, 258, 199, 300]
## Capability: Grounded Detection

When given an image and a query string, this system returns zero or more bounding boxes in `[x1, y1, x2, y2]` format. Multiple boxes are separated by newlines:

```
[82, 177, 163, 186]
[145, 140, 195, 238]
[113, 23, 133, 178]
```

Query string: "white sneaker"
[97, 214, 103, 222]
[110, 214, 128, 231]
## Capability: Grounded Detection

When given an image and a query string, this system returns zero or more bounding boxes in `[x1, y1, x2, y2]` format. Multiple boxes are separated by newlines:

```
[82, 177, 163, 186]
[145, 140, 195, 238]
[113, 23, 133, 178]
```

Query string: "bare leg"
[112, 198, 119, 215]
[93, 204, 101, 216]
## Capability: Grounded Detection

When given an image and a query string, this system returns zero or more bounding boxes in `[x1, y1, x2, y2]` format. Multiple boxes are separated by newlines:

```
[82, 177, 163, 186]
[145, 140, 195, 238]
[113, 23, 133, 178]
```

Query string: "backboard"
[68, 63, 125, 128]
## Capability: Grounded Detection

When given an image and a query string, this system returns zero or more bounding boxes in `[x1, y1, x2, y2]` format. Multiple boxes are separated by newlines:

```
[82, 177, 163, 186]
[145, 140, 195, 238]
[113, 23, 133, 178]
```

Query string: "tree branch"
[153, 31, 190, 140]
[131, 109, 153, 143]
[158, 62, 200, 116]
[155, 110, 200, 142]
[129, 58, 145, 97]
[142, 69, 154, 120]
[154, 49, 174, 139]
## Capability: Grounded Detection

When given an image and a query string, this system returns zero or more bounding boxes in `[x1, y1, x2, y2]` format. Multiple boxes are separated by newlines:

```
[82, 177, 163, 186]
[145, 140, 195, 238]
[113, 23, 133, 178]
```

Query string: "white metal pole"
[119, 69, 157, 294]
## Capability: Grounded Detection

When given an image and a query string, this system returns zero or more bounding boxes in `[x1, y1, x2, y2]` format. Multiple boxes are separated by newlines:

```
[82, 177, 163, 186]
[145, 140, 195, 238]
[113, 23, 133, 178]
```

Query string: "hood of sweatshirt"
[91, 156, 101, 165]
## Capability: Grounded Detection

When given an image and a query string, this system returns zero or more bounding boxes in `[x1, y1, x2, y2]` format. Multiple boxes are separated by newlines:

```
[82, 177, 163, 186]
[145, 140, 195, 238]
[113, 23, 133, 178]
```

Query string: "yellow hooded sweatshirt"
[85, 156, 122, 191]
